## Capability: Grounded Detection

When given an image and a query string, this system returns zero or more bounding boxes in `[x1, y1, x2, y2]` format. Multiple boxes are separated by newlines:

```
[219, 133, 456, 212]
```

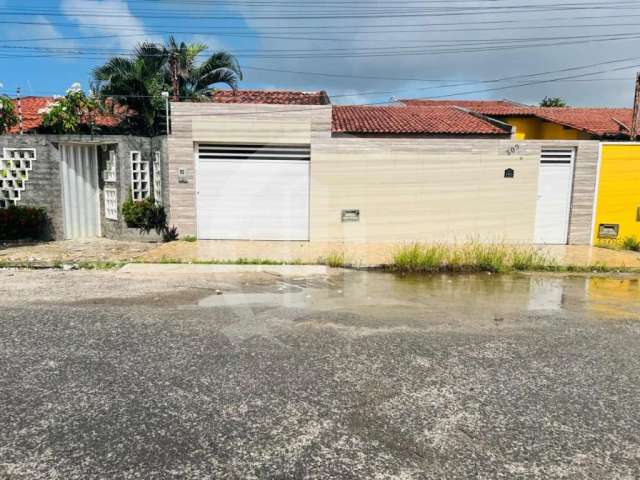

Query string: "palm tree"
[93, 42, 167, 134]
[164, 35, 242, 101]
[93, 37, 243, 134]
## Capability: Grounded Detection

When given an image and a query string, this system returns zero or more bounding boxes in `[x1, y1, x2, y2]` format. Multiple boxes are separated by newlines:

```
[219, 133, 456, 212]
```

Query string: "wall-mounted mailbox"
[504, 168, 514, 178]
[598, 223, 619, 239]
[637, 207, 640, 222]
[341, 209, 360, 222]
[178, 168, 188, 183]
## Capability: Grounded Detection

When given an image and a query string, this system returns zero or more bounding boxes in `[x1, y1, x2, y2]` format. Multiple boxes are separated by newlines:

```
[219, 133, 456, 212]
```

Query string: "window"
[153, 151, 162, 204]
[0, 148, 35, 209]
[104, 150, 117, 183]
[130, 151, 150, 200]
[104, 188, 118, 220]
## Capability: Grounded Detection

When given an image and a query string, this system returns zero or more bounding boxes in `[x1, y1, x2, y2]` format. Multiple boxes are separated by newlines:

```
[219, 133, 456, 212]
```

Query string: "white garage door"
[534, 148, 575, 244]
[196, 143, 310, 240]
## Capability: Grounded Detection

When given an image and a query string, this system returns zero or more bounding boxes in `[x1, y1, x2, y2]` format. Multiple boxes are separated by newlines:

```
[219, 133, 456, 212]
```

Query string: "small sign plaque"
[341, 209, 360, 222]
[598, 224, 619, 239]
[504, 168, 515, 178]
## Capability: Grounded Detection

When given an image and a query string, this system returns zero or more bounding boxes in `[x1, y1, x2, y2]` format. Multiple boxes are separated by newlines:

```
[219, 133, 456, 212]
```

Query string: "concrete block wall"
[0, 135, 64, 239]
[0, 134, 168, 241]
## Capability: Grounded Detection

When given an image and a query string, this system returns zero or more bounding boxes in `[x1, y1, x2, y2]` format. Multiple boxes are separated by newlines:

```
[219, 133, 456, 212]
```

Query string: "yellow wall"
[504, 117, 541, 140]
[593, 144, 640, 244]
[501, 116, 593, 140]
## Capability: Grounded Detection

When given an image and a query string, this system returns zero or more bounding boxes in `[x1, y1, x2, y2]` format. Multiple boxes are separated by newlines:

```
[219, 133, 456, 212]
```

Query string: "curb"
[119, 263, 329, 275]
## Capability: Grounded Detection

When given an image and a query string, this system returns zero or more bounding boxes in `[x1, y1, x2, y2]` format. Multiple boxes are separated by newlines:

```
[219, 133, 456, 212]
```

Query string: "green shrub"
[182, 235, 197, 242]
[41, 84, 98, 134]
[621, 236, 640, 252]
[122, 195, 164, 233]
[0, 96, 18, 134]
[122, 195, 177, 241]
[0, 206, 48, 240]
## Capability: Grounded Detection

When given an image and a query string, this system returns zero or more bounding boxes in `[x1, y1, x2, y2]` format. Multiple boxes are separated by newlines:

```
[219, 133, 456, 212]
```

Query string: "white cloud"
[60, 0, 158, 50]
[3, 15, 77, 50]
[223, 0, 640, 107]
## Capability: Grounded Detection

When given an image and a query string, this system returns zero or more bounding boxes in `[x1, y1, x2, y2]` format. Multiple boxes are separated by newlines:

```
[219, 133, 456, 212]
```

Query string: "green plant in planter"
[122, 194, 177, 241]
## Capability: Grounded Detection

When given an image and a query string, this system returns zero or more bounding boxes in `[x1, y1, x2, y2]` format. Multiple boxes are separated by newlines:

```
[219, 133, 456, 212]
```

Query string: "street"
[1, 268, 640, 479]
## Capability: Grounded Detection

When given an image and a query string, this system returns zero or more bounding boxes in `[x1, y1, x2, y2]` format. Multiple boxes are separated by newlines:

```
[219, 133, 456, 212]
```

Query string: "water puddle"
[197, 272, 640, 324]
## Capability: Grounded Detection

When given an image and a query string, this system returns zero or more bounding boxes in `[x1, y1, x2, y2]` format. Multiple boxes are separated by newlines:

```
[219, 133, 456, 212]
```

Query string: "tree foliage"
[0, 96, 18, 134]
[93, 38, 242, 134]
[540, 96, 567, 107]
[41, 83, 98, 134]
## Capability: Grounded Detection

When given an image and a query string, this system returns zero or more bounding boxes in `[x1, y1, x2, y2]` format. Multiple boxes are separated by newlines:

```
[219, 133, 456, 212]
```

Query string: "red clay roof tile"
[7, 96, 125, 133]
[209, 89, 330, 105]
[332, 105, 509, 135]
[401, 99, 633, 137]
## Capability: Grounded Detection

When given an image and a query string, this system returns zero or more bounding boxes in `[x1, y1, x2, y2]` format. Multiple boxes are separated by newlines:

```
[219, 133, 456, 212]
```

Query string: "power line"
[5, 2, 640, 20]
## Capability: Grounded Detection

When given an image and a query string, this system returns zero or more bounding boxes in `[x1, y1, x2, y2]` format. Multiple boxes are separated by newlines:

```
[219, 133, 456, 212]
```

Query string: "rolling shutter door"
[196, 144, 310, 240]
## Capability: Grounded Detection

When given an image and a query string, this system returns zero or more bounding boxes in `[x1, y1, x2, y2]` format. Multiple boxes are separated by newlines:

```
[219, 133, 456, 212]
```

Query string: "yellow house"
[592, 143, 640, 244]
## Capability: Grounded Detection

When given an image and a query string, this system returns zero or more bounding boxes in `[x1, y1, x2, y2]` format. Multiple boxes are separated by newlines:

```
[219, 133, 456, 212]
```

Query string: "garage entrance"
[196, 143, 310, 240]
[534, 147, 575, 244]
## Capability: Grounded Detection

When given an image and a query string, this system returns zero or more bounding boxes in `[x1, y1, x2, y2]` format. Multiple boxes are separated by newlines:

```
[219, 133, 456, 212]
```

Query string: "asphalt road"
[1, 268, 640, 479]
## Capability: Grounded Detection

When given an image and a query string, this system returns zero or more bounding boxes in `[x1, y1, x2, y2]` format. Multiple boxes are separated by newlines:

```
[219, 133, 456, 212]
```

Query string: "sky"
[1, 0, 640, 106]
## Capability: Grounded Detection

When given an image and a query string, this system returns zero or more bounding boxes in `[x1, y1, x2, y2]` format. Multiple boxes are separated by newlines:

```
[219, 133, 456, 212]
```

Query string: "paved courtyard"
[2, 268, 640, 478]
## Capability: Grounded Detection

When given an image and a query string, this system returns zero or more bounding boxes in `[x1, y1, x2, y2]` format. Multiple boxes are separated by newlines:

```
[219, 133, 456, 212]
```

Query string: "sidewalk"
[141, 240, 640, 269]
[2, 239, 640, 270]
[0, 239, 158, 267]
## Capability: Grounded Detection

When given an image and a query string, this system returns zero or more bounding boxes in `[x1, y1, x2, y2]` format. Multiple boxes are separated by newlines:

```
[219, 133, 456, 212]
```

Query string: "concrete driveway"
[2, 268, 640, 479]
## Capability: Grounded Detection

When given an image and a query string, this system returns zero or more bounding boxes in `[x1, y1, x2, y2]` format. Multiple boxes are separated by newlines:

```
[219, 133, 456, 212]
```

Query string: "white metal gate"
[534, 148, 575, 244]
[60, 144, 100, 239]
[196, 143, 310, 240]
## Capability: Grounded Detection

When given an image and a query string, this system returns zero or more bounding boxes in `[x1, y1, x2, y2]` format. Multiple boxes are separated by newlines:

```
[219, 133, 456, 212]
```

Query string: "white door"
[196, 144, 310, 240]
[534, 148, 575, 244]
[60, 144, 100, 239]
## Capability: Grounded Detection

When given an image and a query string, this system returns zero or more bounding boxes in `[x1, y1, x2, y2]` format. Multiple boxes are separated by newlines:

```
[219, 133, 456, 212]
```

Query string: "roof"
[401, 99, 538, 116]
[208, 89, 331, 105]
[9, 97, 53, 133]
[401, 99, 634, 137]
[332, 105, 510, 135]
[7, 96, 125, 133]
[535, 108, 633, 137]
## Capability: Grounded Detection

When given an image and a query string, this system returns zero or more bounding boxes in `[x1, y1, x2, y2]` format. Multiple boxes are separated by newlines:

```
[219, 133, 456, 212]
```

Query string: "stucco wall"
[167, 103, 599, 245]
[593, 143, 640, 244]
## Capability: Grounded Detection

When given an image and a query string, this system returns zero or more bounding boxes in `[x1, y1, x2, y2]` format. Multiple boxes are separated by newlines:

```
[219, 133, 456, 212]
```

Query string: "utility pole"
[16, 87, 22, 135]
[631, 72, 640, 141]
[171, 54, 179, 102]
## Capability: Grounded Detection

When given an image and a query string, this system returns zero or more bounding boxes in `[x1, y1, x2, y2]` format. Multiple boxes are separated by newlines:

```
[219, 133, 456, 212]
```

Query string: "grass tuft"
[319, 251, 347, 268]
[182, 235, 197, 243]
[621, 236, 640, 252]
[390, 242, 557, 273]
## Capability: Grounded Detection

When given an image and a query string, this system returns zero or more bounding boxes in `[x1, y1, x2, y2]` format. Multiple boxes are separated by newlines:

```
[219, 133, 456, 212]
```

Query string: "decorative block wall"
[0, 148, 36, 209]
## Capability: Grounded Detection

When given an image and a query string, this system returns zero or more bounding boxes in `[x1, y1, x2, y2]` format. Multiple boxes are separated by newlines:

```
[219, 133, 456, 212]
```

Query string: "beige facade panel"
[167, 102, 599, 245]
[192, 119, 311, 144]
